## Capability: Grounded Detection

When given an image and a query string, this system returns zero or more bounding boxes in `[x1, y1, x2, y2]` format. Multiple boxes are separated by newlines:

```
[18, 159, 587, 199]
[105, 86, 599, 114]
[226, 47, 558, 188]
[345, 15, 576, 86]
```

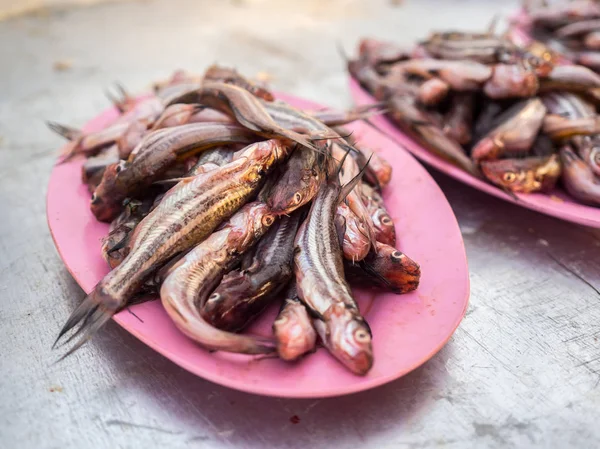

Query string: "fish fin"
[336, 145, 353, 178]
[338, 154, 373, 203]
[105, 236, 128, 255]
[47, 121, 82, 141]
[334, 214, 347, 249]
[53, 290, 118, 358]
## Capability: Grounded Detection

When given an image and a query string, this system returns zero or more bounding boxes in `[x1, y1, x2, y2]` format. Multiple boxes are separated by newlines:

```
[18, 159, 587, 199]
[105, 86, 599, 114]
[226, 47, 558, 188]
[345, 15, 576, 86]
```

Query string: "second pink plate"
[47, 92, 470, 398]
[350, 78, 600, 228]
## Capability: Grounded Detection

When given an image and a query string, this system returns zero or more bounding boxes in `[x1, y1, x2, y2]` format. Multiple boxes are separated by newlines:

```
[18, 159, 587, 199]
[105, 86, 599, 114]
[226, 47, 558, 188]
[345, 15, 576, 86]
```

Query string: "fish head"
[481, 155, 561, 193]
[372, 243, 421, 293]
[266, 148, 322, 215]
[202, 272, 255, 332]
[249, 140, 291, 171]
[372, 209, 396, 245]
[90, 162, 126, 222]
[325, 303, 373, 376]
[273, 301, 316, 361]
[267, 169, 321, 215]
[229, 202, 277, 250]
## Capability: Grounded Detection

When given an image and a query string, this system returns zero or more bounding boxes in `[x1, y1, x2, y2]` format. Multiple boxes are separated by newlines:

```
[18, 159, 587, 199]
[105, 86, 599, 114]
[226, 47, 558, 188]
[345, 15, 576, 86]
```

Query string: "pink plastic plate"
[47, 92, 469, 398]
[350, 78, 600, 228]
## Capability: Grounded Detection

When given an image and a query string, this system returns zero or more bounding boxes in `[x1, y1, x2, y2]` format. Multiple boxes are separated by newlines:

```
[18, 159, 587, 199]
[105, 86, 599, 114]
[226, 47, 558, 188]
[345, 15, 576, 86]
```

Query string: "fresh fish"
[483, 64, 539, 99]
[560, 145, 600, 205]
[539, 65, 600, 92]
[54, 140, 290, 356]
[481, 154, 562, 193]
[49, 121, 131, 161]
[345, 242, 421, 294]
[542, 114, 600, 140]
[388, 94, 479, 176]
[336, 201, 371, 262]
[117, 120, 148, 160]
[160, 202, 277, 354]
[101, 198, 153, 269]
[91, 123, 257, 221]
[150, 104, 206, 130]
[541, 91, 596, 118]
[187, 146, 236, 174]
[390, 59, 493, 91]
[422, 30, 517, 64]
[202, 64, 275, 101]
[443, 93, 474, 145]
[555, 19, 600, 38]
[273, 283, 318, 361]
[357, 37, 412, 67]
[332, 143, 376, 255]
[361, 184, 396, 246]
[202, 211, 302, 332]
[471, 98, 547, 162]
[261, 146, 324, 215]
[166, 82, 318, 152]
[294, 167, 374, 375]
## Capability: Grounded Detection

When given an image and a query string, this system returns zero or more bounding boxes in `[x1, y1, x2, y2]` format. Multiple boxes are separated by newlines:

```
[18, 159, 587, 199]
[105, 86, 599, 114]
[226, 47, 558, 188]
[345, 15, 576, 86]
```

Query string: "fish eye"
[293, 192, 302, 204]
[391, 251, 404, 260]
[354, 329, 371, 343]
[91, 193, 100, 205]
[503, 172, 517, 183]
[381, 216, 393, 226]
[208, 293, 220, 302]
[262, 215, 275, 226]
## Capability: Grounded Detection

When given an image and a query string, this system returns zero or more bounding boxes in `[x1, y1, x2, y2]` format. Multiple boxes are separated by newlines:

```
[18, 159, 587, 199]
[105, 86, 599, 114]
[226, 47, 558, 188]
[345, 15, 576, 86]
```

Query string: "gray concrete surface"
[1, 0, 600, 448]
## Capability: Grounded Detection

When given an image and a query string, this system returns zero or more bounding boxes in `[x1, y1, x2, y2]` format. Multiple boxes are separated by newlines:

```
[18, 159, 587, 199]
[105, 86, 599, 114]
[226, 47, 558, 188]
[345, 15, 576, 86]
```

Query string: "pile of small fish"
[520, 0, 600, 71]
[49, 65, 421, 376]
[348, 30, 600, 205]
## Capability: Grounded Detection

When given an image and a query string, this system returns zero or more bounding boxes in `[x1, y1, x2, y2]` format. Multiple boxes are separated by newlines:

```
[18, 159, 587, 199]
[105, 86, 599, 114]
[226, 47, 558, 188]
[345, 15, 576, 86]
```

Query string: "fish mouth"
[342, 350, 373, 376]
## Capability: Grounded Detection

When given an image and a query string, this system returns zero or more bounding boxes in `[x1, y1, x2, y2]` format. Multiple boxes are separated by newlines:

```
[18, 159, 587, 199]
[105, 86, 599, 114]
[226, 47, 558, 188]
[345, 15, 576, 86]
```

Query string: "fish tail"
[53, 288, 120, 359]
[47, 121, 82, 141]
